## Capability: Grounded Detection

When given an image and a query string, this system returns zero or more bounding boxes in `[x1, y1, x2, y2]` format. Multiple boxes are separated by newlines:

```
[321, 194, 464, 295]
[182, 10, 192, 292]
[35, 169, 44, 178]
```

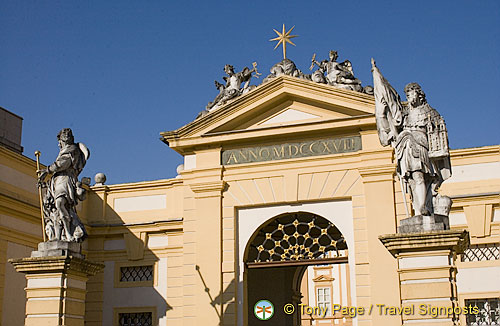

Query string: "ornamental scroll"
[222, 135, 361, 165]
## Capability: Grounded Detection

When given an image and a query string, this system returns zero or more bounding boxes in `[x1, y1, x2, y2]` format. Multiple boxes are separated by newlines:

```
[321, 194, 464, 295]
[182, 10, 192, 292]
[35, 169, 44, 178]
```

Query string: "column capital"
[190, 180, 226, 198]
[358, 163, 396, 183]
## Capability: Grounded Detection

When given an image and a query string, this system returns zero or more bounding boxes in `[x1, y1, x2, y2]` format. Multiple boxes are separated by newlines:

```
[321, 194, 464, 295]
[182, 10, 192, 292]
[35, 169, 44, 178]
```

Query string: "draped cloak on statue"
[45, 142, 90, 241]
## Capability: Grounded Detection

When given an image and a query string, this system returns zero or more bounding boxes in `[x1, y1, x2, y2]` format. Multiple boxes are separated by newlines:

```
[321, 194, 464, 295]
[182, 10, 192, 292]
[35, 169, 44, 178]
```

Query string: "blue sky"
[1, 1, 499, 184]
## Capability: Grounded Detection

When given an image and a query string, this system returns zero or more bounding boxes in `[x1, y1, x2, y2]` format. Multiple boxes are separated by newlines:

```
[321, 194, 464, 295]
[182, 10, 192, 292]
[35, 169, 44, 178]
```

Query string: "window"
[462, 243, 500, 262]
[465, 298, 500, 325]
[120, 265, 153, 282]
[114, 261, 157, 288]
[114, 307, 156, 326]
[118, 312, 152, 326]
[317, 287, 331, 316]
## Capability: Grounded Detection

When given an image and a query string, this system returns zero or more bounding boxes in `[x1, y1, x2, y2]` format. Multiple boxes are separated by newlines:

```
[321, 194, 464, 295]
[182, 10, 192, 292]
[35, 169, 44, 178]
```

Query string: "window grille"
[118, 312, 152, 326]
[317, 287, 331, 316]
[120, 265, 153, 282]
[462, 243, 500, 262]
[248, 213, 347, 263]
[465, 298, 500, 325]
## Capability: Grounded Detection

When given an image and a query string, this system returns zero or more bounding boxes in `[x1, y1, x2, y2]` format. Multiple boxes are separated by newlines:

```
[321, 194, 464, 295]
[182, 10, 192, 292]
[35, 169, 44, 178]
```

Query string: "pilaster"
[189, 179, 225, 325]
[359, 163, 401, 326]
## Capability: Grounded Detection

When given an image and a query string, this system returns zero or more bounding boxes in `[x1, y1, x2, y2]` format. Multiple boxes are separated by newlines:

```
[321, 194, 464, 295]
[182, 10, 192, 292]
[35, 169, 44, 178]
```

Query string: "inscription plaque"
[222, 135, 361, 165]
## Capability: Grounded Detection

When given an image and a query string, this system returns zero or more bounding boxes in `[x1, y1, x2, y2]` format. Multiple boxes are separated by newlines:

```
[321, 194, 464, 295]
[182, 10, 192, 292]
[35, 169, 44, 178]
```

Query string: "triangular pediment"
[312, 275, 335, 282]
[237, 99, 356, 131]
[260, 108, 321, 126]
[161, 76, 376, 154]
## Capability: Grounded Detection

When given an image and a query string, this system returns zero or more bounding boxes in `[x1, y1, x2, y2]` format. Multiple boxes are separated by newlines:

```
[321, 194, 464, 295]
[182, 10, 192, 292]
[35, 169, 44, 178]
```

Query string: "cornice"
[450, 192, 499, 206]
[379, 229, 469, 257]
[0, 192, 40, 220]
[0, 145, 44, 169]
[167, 116, 376, 154]
[88, 218, 183, 232]
[450, 145, 499, 159]
[202, 114, 374, 137]
[86, 246, 183, 260]
[10, 255, 104, 276]
[0, 226, 41, 247]
[91, 178, 183, 193]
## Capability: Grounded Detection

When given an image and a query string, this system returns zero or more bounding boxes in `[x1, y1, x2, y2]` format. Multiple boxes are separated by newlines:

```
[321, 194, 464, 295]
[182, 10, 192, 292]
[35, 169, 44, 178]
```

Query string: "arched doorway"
[243, 212, 350, 325]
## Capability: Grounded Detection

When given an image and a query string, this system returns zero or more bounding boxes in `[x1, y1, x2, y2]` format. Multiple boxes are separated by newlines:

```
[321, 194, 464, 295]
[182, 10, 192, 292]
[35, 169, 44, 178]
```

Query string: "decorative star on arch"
[269, 24, 298, 60]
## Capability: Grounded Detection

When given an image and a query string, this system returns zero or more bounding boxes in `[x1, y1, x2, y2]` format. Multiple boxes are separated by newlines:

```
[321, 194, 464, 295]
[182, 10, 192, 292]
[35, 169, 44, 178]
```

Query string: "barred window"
[462, 243, 500, 262]
[120, 265, 153, 282]
[118, 312, 152, 326]
[465, 298, 500, 326]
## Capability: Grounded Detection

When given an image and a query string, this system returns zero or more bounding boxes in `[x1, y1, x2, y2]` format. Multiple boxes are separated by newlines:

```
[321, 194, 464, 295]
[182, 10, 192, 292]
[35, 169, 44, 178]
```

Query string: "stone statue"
[206, 63, 261, 112]
[371, 59, 452, 232]
[262, 58, 312, 84]
[310, 50, 362, 91]
[309, 54, 328, 84]
[310, 50, 373, 94]
[37, 128, 89, 242]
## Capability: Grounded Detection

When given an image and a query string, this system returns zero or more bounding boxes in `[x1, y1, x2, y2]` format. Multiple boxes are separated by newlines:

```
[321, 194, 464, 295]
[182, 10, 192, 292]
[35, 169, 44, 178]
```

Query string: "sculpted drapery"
[371, 59, 451, 219]
[38, 128, 89, 242]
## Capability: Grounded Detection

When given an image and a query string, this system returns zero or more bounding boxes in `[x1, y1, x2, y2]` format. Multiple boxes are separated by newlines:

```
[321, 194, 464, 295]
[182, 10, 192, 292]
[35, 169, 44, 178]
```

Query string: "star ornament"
[270, 24, 298, 59]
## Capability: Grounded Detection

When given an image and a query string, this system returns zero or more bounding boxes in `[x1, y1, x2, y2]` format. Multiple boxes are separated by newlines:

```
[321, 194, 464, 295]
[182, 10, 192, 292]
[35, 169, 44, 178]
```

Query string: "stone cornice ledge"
[379, 229, 469, 257]
[9, 255, 104, 276]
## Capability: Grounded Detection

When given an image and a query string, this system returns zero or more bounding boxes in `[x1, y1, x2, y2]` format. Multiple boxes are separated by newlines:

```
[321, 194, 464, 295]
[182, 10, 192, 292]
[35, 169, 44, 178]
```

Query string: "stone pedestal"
[31, 240, 84, 259]
[379, 230, 469, 326]
[9, 255, 103, 326]
[398, 214, 450, 233]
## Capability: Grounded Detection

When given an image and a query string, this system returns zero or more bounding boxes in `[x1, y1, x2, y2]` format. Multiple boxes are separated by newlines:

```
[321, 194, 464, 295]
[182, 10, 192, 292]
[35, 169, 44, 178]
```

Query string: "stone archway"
[243, 212, 349, 326]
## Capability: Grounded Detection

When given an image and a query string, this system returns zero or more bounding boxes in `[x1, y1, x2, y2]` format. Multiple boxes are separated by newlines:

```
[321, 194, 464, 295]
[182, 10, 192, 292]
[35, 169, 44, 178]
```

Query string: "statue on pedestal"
[37, 128, 89, 243]
[371, 59, 452, 232]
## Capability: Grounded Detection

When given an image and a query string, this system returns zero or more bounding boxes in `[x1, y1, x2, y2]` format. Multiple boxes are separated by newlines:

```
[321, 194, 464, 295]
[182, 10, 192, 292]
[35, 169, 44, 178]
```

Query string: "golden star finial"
[269, 24, 298, 60]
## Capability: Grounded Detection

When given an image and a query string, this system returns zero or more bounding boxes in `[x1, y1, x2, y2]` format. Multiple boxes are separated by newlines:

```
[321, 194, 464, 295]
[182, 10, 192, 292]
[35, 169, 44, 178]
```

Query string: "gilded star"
[269, 24, 297, 59]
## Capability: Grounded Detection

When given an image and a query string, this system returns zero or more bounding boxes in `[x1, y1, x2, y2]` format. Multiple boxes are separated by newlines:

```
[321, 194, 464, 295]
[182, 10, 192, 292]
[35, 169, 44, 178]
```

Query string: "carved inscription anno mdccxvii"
[222, 135, 361, 165]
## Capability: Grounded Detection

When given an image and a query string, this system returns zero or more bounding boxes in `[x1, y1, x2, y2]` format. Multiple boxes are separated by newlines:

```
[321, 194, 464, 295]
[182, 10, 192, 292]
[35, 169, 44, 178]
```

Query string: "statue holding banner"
[37, 128, 89, 242]
[371, 59, 452, 232]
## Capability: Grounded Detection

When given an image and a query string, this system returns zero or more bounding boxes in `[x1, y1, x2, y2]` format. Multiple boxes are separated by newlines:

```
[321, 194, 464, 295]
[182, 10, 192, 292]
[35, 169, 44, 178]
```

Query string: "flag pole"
[35, 151, 47, 242]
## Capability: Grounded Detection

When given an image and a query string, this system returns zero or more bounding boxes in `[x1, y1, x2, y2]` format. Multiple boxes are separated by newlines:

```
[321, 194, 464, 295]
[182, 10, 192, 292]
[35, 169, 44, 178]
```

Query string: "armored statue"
[206, 63, 261, 112]
[37, 128, 89, 242]
[371, 59, 452, 232]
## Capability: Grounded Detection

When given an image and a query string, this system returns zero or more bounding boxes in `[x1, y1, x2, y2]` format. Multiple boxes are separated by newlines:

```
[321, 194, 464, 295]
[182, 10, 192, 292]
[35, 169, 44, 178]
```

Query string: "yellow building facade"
[0, 108, 43, 325]
[1, 76, 499, 326]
